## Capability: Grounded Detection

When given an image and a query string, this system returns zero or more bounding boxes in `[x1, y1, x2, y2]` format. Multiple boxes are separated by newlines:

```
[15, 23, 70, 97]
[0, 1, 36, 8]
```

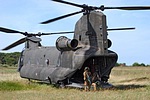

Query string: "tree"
[132, 62, 140, 66]
[0, 52, 20, 66]
[132, 62, 146, 67]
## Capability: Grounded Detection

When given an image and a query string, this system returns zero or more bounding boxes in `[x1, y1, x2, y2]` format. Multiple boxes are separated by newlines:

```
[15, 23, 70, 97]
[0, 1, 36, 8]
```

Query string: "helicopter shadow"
[109, 84, 147, 90]
[30, 80, 147, 90]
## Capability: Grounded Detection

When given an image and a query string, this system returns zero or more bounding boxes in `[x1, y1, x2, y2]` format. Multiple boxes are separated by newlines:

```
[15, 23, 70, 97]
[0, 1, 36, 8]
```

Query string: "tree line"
[0, 52, 149, 67]
[116, 62, 150, 67]
[0, 52, 20, 66]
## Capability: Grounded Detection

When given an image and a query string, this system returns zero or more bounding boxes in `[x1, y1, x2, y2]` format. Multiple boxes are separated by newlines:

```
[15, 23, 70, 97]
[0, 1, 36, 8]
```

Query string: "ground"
[0, 66, 150, 100]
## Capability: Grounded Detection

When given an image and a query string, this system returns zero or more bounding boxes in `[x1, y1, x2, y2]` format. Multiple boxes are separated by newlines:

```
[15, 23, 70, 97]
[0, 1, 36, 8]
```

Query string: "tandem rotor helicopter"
[1, 0, 150, 88]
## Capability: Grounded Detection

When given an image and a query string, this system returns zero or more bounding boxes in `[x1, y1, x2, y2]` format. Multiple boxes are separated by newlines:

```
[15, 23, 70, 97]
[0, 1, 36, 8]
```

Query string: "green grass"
[0, 81, 40, 91]
[0, 81, 23, 91]
[0, 66, 150, 100]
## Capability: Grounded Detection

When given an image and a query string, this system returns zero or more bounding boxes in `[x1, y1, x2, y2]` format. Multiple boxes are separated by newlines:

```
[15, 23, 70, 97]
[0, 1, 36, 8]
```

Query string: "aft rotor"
[41, 0, 150, 24]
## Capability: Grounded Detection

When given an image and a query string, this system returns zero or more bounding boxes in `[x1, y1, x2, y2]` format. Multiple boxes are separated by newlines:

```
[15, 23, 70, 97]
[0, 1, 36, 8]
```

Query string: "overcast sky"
[0, 0, 150, 65]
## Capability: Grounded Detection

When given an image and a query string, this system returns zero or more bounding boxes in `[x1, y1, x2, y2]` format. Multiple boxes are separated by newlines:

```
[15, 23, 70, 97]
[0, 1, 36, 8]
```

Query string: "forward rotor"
[0, 27, 73, 50]
[0, 27, 73, 36]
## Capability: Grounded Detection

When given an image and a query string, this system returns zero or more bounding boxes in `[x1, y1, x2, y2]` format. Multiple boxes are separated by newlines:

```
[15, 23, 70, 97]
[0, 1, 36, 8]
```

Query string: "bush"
[132, 62, 140, 66]
[0, 52, 20, 66]
[132, 62, 146, 67]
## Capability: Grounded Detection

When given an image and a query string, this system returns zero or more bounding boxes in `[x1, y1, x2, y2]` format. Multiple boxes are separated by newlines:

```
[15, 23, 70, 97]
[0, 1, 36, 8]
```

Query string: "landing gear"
[100, 81, 113, 88]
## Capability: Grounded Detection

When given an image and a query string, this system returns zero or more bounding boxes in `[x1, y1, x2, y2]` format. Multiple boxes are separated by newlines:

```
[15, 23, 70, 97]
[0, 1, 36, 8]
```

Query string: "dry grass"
[0, 67, 22, 81]
[109, 67, 150, 85]
[0, 66, 150, 100]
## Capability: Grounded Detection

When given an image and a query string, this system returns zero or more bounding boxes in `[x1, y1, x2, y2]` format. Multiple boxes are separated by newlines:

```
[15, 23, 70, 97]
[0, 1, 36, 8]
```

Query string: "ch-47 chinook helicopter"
[1, 0, 150, 88]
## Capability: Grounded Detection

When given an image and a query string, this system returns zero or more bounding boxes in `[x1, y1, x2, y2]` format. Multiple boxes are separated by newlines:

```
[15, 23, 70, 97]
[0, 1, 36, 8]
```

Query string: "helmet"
[84, 67, 89, 71]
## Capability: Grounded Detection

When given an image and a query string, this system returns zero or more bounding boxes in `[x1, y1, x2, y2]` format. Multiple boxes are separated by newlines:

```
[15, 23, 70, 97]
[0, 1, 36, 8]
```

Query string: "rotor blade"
[2, 38, 26, 50]
[107, 27, 135, 31]
[41, 10, 83, 24]
[52, 0, 83, 8]
[41, 31, 74, 35]
[0, 27, 24, 34]
[104, 6, 150, 10]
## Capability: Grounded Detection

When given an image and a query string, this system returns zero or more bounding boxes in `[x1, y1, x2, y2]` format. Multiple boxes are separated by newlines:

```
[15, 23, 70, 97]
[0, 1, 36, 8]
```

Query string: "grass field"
[0, 66, 150, 100]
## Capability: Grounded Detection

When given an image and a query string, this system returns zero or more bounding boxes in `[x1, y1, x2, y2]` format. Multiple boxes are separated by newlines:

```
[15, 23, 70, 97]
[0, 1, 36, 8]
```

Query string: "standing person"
[83, 67, 91, 91]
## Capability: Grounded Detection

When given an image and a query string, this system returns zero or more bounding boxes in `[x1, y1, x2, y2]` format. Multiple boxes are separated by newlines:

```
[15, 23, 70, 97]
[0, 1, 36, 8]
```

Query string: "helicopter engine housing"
[56, 36, 78, 51]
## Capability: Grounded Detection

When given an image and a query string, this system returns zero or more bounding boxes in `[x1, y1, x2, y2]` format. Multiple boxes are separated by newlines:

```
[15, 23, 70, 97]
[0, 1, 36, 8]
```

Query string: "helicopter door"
[70, 55, 117, 83]
[83, 56, 117, 82]
[18, 50, 24, 71]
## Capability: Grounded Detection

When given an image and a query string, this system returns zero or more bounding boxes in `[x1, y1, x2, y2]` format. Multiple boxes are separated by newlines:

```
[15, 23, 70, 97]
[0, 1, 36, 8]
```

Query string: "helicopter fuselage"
[18, 11, 118, 86]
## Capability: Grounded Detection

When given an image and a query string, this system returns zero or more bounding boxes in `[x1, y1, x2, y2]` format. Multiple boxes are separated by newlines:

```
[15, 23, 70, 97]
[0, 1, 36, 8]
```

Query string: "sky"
[0, 0, 150, 65]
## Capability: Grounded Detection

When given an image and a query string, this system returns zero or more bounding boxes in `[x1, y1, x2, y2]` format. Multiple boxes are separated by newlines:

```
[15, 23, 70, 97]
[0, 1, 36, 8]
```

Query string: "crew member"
[83, 67, 91, 91]
[91, 71, 100, 91]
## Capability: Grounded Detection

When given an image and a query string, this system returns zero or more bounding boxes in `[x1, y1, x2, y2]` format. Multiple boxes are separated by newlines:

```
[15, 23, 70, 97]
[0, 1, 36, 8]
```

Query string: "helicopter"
[1, 0, 150, 88]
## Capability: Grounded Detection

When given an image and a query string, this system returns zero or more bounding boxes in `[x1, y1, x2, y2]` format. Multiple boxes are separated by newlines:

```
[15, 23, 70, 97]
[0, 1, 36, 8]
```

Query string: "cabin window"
[79, 35, 81, 41]
[45, 59, 50, 65]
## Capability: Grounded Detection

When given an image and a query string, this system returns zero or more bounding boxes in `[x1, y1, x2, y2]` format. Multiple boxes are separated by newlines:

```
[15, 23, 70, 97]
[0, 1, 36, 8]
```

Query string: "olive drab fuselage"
[18, 11, 118, 86]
